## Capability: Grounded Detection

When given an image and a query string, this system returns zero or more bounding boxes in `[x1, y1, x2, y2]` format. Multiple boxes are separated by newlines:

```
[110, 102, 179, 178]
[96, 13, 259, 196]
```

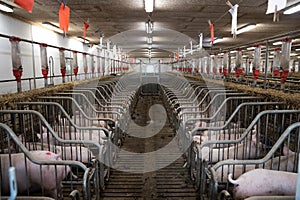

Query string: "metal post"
[140, 60, 142, 84]
[263, 41, 269, 89]
[158, 60, 161, 83]
[228, 53, 231, 80]
[245, 57, 249, 85]
[30, 25, 37, 89]
[16, 82, 22, 93]
[49, 56, 54, 86]
[70, 52, 73, 82]
[183, 47, 186, 72]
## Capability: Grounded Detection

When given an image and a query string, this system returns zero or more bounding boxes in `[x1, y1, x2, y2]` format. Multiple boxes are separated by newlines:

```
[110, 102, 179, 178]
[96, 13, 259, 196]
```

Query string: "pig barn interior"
[0, 0, 300, 199]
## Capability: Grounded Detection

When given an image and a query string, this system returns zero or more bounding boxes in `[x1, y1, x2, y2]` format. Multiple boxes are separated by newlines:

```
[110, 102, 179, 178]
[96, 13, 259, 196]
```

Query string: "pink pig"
[202, 134, 261, 163]
[228, 168, 297, 199]
[0, 151, 71, 199]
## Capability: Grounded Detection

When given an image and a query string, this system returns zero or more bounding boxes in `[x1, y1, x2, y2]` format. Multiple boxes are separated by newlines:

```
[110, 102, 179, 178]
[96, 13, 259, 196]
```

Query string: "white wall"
[131, 58, 172, 73]
[0, 13, 101, 94]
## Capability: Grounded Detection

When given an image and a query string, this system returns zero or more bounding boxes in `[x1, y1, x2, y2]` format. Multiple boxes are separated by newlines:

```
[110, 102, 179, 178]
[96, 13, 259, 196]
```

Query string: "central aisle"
[101, 94, 198, 200]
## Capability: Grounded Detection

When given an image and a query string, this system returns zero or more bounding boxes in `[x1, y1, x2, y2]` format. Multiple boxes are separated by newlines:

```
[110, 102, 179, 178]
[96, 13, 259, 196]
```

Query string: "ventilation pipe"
[83, 53, 88, 79]
[280, 38, 291, 89]
[59, 48, 66, 83]
[9, 37, 23, 92]
[235, 48, 243, 81]
[253, 45, 261, 86]
[72, 51, 79, 80]
[40, 43, 48, 87]
[223, 52, 229, 79]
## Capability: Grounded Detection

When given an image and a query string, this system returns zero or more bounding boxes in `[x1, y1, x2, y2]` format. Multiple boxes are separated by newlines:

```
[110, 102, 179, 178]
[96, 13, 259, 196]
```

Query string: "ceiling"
[1, 0, 300, 58]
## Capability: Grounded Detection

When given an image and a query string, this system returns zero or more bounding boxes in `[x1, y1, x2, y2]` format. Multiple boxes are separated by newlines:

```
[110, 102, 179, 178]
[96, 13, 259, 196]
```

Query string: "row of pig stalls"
[0, 75, 139, 199]
[160, 73, 225, 129]
[171, 74, 300, 199]
[160, 72, 300, 199]
[176, 38, 300, 92]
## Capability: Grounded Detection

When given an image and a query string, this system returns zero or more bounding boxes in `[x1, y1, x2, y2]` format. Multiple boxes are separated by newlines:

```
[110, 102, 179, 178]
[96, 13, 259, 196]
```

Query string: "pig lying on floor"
[14, 135, 96, 163]
[228, 168, 297, 199]
[200, 134, 261, 163]
[215, 145, 297, 182]
[0, 151, 71, 199]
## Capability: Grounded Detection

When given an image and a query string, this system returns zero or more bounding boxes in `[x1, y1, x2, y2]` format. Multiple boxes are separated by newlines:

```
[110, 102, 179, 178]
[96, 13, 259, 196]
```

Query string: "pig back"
[27, 151, 70, 198]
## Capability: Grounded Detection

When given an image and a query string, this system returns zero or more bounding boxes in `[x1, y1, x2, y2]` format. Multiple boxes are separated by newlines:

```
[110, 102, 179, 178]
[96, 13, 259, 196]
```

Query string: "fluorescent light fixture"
[283, 4, 300, 14]
[290, 53, 298, 56]
[148, 44, 152, 49]
[42, 22, 64, 34]
[236, 24, 256, 35]
[296, 48, 300, 51]
[147, 37, 153, 44]
[273, 41, 282, 45]
[145, 0, 154, 13]
[213, 37, 223, 44]
[0, 2, 13, 13]
[145, 20, 153, 34]
[269, 55, 274, 58]
[77, 36, 90, 44]
[230, 50, 237, 54]
[273, 39, 298, 45]
[204, 37, 222, 44]
[247, 47, 255, 50]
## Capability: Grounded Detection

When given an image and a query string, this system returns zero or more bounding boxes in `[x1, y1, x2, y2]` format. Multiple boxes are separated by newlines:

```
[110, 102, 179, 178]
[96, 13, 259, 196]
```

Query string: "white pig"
[38, 128, 107, 145]
[264, 145, 297, 172]
[201, 134, 261, 163]
[215, 162, 256, 182]
[228, 169, 297, 199]
[19, 142, 94, 163]
[59, 145, 95, 163]
[215, 145, 297, 182]
[0, 151, 70, 199]
[200, 128, 247, 144]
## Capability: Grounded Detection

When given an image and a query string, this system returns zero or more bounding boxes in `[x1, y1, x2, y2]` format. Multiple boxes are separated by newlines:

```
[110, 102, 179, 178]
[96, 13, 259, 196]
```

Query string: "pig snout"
[193, 135, 201, 144]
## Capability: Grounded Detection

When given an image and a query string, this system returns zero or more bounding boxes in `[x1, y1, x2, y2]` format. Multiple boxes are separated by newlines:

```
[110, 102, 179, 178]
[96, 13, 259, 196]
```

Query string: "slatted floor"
[101, 94, 198, 200]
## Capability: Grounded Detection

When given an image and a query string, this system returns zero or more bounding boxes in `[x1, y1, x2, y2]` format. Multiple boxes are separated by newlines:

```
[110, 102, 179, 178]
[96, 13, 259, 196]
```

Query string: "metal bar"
[0, 73, 93, 83]
[202, 110, 300, 154]
[264, 41, 269, 89]
[213, 121, 300, 170]
[0, 122, 87, 169]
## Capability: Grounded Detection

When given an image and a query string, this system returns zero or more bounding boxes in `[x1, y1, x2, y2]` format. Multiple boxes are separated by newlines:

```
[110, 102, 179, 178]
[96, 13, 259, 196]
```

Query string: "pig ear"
[36, 133, 41, 139]
[283, 144, 294, 155]
[51, 152, 61, 160]
[198, 122, 202, 127]
[251, 134, 257, 145]
[252, 124, 257, 134]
